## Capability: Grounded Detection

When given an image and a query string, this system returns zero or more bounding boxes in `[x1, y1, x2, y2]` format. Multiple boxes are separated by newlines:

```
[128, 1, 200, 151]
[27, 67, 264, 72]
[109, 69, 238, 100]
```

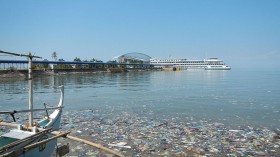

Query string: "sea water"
[1, 69, 280, 129]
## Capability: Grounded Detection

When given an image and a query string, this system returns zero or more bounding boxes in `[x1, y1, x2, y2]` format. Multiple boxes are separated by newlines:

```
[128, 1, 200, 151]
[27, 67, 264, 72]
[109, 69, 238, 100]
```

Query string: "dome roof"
[117, 52, 152, 61]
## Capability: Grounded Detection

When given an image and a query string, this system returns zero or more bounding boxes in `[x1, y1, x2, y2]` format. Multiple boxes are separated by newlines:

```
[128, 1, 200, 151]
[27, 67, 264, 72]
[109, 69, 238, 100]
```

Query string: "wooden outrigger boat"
[0, 86, 64, 157]
[0, 51, 124, 157]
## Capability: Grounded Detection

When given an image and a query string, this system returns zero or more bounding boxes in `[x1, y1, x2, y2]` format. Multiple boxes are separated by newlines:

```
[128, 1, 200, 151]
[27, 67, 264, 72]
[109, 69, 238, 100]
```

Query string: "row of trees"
[52, 52, 104, 63]
[30, 52, 107, 70]
[42, 52, 115, 69]
[73, 57, 103, 63]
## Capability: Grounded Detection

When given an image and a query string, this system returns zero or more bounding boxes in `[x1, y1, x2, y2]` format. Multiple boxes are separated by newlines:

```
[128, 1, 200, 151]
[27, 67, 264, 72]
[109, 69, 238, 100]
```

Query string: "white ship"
[150, 58, 231, 70]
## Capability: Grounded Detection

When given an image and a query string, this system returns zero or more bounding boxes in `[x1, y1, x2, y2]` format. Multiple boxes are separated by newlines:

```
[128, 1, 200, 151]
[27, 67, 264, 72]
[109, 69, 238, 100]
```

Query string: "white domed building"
[113, 52, 152, 64]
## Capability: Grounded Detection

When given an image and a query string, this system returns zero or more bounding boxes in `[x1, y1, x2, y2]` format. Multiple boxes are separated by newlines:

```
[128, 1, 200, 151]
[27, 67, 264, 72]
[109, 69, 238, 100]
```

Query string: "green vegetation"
[1, 53, 145, 71]
[73, 57, 82, 62]
[128, 59, 143, 64]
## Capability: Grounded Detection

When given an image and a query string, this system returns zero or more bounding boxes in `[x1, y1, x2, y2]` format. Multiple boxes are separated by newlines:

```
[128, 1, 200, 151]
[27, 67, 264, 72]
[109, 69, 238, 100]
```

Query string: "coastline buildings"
[0, 51, 230, 71]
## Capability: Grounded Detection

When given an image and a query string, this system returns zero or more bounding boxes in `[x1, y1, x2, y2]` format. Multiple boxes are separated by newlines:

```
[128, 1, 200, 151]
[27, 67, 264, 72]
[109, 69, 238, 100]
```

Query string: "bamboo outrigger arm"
[50, 131, 125, 157]
[0, 106, 64, 115]
[0, 122, 125, 157]
[0, 129, 51, 153]
[0, 50, 41, 59]
[0, 106, 64, 122]
[24, 132, 70, 152]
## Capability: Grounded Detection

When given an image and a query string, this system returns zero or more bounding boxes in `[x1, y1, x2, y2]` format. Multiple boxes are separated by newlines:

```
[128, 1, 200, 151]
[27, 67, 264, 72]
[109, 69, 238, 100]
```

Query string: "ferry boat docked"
[150, 58, 231, 70]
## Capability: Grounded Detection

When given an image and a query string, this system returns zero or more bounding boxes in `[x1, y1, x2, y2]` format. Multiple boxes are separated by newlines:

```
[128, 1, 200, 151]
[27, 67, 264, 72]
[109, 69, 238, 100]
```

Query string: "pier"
[0, 60, 159, 74]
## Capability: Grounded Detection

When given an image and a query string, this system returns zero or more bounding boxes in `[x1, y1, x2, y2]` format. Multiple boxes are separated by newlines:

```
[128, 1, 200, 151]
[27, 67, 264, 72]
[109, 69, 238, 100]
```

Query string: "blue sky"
[0, 0, 280, 69]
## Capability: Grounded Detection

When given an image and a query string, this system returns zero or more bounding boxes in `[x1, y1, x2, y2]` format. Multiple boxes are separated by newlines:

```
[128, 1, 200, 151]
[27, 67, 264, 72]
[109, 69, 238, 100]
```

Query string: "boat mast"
[0, 50, 41, 126]
[28, 53, 33, 126]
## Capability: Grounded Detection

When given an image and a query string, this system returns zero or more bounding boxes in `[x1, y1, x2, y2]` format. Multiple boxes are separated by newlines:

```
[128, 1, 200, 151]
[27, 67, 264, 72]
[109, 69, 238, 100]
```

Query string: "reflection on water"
[1, 70, 280, 129]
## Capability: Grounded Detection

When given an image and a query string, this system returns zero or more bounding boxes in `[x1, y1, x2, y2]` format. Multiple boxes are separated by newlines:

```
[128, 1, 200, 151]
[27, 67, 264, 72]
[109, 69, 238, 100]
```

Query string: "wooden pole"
[0, 122, 18, 127]
[0, 51, 41, 126]
[28, 53, 33, 126]
[66, 135, 124, 157]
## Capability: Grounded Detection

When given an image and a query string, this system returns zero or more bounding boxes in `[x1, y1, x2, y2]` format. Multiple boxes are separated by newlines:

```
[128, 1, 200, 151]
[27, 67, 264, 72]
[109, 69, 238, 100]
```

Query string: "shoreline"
[0, 68, 162, 79]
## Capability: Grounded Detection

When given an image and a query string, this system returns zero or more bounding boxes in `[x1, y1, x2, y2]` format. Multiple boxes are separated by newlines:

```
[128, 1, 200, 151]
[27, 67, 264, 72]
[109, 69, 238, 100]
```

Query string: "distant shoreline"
[0, 68, 162, 79]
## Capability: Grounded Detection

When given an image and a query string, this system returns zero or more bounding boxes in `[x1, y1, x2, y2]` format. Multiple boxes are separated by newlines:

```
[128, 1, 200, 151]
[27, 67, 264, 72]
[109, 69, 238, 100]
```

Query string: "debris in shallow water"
[108, 142, 131, 149]
[2, 110, 280, 156]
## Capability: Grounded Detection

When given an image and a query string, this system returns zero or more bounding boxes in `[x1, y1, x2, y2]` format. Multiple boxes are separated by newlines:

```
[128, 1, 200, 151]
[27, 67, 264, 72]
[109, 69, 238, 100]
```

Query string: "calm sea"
[1, 69, 280, 129]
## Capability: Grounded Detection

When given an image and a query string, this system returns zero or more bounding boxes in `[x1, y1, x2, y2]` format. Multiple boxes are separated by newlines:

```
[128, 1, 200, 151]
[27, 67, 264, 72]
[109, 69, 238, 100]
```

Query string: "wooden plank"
[0, 123, 125, 157]
[0, 129, 50, 152]
[0, 132, 69, 157]
[0, 148, 24, 157]
[23, 132, 69, 152]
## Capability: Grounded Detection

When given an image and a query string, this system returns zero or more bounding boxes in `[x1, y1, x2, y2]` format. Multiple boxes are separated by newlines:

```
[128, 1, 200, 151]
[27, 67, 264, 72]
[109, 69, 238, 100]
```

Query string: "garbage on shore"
[1, 109, 280, 156]
[56, 110, 280, 157]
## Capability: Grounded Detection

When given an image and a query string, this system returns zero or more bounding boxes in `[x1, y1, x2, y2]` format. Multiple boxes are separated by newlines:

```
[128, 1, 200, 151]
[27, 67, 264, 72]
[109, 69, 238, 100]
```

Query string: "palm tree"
[73, 57, 82, 69]
[73, 57, 81, 62]
[52, 52, 57, 61]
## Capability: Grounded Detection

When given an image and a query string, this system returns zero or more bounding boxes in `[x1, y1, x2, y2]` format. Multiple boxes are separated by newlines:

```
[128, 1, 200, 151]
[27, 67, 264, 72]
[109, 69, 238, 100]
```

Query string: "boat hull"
[0, 136, 56, 157]
[0, 86, 64, 157]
